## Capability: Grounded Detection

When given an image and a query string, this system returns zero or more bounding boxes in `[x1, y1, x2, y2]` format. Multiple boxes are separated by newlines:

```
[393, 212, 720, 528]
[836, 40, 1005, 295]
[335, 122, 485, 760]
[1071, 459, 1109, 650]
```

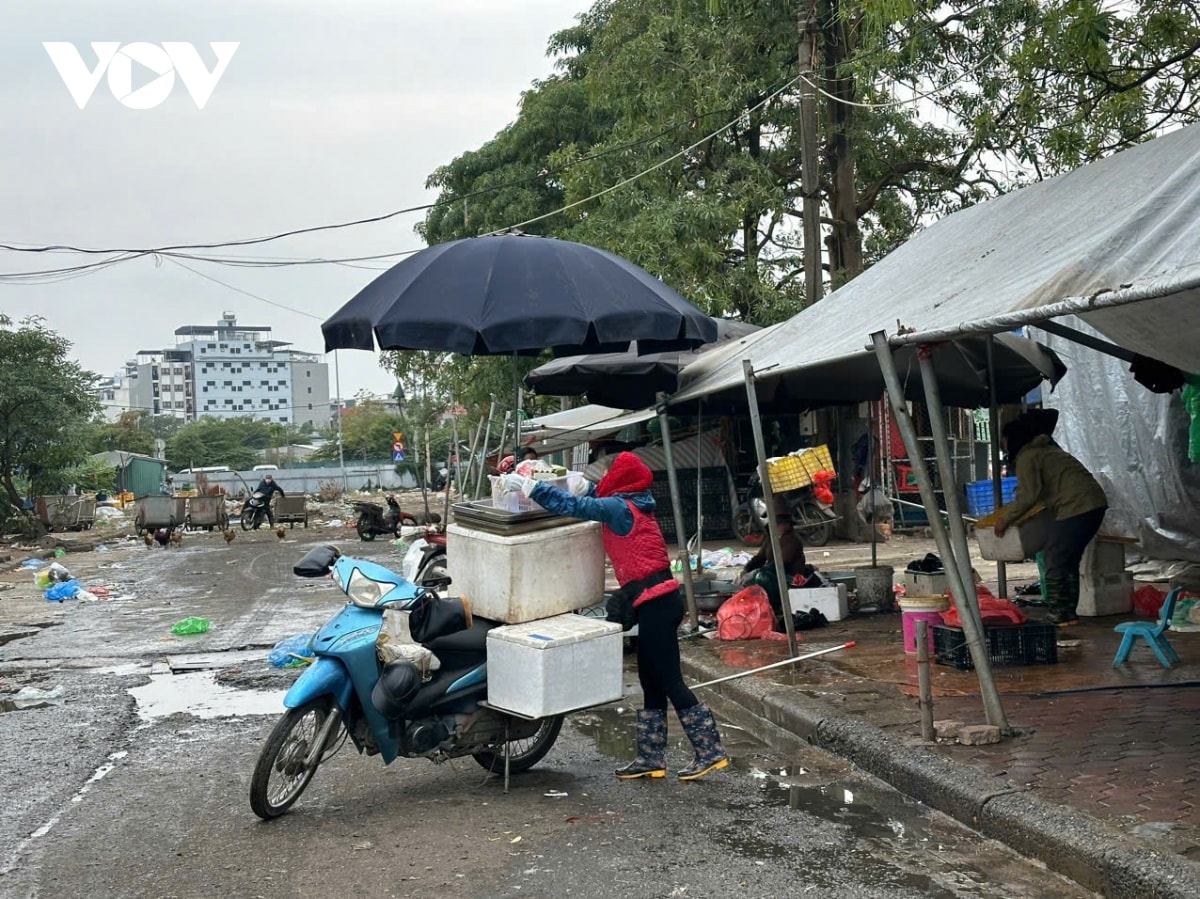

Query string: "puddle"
[93, 662, 152, 676]
[755, 780, 934, 844]
[128, 671, 285, 721]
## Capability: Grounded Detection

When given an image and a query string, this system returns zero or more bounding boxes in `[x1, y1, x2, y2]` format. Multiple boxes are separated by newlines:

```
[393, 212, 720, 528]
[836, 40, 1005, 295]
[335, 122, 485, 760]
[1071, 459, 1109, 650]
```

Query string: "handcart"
[36, 496, 97, 532]
[274, 495, 309, 528]
[134, 496, 187, 535]
[185, 495, 230, 531]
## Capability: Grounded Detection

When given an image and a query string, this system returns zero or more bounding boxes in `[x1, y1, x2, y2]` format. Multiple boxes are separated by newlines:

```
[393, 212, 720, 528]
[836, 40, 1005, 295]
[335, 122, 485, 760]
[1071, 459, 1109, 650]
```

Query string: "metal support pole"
[474, 398, 497, 500]
[870, 332, 1008, 732]
[868, 405, 878, 566]
[695, 399, 704, 575]
[915, 620, 934, 742]
[657, 396, 700, 632]
[742, 362, 799, 657]
[917, 353, 996, 645]
[985, 338, 1008, 598]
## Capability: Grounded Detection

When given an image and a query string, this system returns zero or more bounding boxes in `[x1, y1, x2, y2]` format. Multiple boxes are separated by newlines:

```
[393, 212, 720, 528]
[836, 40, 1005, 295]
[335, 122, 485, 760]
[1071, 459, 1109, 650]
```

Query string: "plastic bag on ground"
[45, 580, 83, 601]
[943, 583, 1027, 627]
[716, 585, 789, 641]
[171, 617, 210, 636]
[269, 633, 316, 668]
[1133, 584, 1166, 617]
[12, 685, 64, 709]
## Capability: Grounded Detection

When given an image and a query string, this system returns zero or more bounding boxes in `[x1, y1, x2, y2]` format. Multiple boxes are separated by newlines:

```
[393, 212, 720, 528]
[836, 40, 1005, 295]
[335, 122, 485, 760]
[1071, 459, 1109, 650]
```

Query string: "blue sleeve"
[529, 483, 634, 536]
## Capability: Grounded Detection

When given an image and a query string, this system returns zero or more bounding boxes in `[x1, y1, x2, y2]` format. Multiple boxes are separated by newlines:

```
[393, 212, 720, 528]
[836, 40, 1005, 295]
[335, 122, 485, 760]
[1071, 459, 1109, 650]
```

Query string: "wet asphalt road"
[0, 530, 1092, 899]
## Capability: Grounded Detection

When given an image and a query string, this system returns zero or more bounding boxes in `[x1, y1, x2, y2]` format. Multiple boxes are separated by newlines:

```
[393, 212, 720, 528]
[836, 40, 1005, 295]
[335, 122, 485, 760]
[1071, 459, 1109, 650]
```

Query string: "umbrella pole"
[420, 428, 432, 523]
[463, 416, 483, 501]
[443, 400, 459, 526]
[742, 361, 799, 658]
[657, 394, 700, 633]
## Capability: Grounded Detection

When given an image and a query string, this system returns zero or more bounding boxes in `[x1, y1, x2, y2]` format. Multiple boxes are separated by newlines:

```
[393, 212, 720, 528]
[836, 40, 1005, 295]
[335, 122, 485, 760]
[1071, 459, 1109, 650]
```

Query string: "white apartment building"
[107, 313, 331, 427]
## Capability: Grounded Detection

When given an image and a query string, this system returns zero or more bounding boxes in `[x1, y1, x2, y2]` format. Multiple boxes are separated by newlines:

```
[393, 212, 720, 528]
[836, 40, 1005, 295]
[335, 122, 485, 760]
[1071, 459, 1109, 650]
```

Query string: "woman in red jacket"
[501, 452, 728, 781]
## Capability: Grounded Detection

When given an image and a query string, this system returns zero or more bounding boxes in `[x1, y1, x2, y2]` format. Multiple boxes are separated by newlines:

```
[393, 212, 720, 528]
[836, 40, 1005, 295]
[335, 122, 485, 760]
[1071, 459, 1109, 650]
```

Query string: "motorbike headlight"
[347, 568, 389, 607]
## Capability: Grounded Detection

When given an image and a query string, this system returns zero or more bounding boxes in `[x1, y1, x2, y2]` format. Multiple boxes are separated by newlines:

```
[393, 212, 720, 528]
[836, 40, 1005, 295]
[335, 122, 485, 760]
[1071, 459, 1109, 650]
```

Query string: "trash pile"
[22, 558, 117, 603]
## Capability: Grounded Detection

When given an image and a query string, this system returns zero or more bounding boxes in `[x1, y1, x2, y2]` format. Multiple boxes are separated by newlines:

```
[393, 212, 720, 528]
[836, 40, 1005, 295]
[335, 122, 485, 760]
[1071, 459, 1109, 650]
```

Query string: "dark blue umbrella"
[321, 233, 717, 356]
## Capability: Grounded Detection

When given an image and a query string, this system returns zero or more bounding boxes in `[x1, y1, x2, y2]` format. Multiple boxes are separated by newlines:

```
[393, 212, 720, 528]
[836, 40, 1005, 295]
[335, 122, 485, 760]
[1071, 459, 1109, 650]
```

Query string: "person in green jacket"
[994, 412, 1107, 626]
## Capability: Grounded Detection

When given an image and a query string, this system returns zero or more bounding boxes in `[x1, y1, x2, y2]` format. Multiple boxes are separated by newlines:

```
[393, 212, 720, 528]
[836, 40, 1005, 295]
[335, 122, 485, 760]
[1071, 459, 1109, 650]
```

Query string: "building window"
[307, 387, 312, 394]
[306, 370, 311, 377]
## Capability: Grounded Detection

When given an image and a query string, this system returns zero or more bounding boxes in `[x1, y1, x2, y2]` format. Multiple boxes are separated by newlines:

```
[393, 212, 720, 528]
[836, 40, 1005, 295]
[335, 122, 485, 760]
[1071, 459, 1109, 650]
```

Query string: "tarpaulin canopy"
[521, 405, 657, 454]
[673, 122, 1200, 410]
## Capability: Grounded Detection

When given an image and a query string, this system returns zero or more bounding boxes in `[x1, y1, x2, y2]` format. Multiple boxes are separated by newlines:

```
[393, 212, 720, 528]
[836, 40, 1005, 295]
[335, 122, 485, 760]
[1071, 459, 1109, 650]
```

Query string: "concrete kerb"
[680, 645, 1200, 899]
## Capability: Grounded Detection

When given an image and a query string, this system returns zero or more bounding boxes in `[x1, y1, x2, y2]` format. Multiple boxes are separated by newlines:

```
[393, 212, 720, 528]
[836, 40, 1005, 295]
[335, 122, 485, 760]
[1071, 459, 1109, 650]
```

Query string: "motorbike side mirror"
[294, 544, 341, 578]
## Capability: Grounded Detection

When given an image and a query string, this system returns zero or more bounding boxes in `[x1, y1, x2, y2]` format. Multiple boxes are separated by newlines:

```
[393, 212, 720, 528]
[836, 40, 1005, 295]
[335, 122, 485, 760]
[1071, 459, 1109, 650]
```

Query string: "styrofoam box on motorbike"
[486, 614, 623, 718]
[788, 584, 849, 622]
[447, 521, 605, 624]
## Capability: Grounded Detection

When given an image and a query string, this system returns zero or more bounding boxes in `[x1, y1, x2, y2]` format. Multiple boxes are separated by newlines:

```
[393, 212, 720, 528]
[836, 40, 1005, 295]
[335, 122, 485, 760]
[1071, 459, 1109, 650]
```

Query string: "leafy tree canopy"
[0, 316, 99, 529]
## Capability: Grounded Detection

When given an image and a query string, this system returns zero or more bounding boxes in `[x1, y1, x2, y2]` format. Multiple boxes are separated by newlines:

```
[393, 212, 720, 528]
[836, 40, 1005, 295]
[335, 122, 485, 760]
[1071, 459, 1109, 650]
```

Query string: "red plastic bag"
[716, 585, 789, 641]
[943, 583, 1027, 627]
[1134, 584, 1167, 617]
[812, 470, 836, 506]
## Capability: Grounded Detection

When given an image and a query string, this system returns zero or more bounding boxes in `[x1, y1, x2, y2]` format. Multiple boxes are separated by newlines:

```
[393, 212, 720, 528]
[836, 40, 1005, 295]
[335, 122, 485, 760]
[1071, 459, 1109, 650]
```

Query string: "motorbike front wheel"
[472, 714, 564, 774]
[794, 501, 833, 547]
[732, 507, 765, 548]
[240, 509, 257, 531]
[250, 696, 338, 820]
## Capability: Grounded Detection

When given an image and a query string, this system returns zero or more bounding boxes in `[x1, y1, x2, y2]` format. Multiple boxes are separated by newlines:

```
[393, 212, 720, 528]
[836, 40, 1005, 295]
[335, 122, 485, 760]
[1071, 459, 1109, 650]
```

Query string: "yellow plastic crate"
[767, 445, 835, 492]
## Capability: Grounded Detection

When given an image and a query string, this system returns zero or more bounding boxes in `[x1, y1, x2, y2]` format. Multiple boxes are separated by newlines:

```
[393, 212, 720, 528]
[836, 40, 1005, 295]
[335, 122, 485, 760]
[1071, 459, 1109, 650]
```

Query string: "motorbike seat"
[424, 617, 498, 655]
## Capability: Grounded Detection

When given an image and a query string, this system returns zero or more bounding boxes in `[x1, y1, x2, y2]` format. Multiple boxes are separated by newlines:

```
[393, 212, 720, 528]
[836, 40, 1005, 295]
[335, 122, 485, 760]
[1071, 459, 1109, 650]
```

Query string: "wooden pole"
[916, 619, 935, 742]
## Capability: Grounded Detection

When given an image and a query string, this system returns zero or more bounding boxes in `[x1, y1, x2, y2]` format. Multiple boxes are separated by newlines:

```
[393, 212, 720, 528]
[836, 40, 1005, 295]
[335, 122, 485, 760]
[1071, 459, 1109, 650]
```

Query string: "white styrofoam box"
[486, 614, 623, 718]
[1081, 538, 1127, 578]
[788, 584, 849, 622]
[975, 509, 1052, 561]
[1078, 571, 1134, 617]
[447, 521, 605, 624]
[903, 570, 949, 596]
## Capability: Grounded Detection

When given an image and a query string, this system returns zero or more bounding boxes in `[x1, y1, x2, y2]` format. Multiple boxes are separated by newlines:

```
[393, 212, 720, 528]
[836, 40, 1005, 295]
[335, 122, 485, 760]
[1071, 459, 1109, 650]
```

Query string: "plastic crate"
[965, 477, 1017, 518]
[932, 623, 1058, 670]
[767, 445, 835, 492]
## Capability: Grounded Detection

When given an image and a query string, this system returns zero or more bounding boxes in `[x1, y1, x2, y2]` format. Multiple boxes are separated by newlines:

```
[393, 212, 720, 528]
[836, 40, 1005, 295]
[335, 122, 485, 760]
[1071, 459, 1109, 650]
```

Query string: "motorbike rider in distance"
[252, 474, 286, 529]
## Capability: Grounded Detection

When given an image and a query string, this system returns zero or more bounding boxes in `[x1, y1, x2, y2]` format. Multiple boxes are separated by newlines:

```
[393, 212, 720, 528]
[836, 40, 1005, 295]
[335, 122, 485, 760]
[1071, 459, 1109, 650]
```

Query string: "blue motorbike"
[249, 545, 564, 820]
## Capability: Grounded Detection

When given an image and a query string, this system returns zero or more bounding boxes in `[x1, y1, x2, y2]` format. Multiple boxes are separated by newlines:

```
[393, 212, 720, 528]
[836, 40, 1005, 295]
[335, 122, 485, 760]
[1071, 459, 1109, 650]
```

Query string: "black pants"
[635, 590, 699, 713]
[1042, 507, 1107, 580]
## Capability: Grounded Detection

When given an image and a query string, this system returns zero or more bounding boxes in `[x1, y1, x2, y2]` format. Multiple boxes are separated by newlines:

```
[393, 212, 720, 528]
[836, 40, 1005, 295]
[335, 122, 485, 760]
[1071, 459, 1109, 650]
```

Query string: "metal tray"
[451, 501, 574, 536]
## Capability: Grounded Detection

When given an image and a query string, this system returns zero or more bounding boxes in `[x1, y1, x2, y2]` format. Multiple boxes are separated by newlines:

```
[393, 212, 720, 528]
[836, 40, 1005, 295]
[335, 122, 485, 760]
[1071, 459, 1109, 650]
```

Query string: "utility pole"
[333, 350, 348, 494]
[798, 0, 823, 305]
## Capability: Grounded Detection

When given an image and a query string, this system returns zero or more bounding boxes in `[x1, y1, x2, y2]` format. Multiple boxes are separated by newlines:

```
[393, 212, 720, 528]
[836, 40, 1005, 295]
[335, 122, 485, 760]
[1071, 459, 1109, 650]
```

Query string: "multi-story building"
[106, 313, 331, 427]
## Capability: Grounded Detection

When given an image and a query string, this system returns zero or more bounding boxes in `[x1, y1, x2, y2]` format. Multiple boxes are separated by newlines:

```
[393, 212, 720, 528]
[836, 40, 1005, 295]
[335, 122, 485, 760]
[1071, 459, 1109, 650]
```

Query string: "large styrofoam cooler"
[447, 521, 605, 623]
[788, 584, 849, 621]
[486, 614, 623, 718]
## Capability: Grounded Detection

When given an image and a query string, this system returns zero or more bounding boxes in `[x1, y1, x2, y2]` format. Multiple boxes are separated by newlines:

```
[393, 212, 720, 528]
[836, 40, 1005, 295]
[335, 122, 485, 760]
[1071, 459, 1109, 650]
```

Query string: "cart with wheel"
[274, 495, 309, 528]
[134, 496, 187, 535]
[185, 495, 230, 531]
[36, 496, 97, 532]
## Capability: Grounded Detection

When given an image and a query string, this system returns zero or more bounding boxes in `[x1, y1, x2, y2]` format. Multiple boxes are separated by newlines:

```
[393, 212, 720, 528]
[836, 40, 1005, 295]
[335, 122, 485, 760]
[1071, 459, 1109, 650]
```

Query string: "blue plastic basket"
[965, 477, 1017, 518]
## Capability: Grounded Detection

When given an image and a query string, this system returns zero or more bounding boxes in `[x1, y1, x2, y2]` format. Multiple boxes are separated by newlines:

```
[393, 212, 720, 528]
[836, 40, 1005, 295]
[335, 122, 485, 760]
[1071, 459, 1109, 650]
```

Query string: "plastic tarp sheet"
[521, 405, 657, 454]
[1033, 318, 1200, 562]
[672, 122, 1200, 408]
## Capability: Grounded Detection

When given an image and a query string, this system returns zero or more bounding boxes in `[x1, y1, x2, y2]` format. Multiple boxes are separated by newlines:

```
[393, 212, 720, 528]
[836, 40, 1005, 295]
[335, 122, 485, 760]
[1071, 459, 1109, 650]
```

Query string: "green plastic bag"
[171, 617, 210, 636]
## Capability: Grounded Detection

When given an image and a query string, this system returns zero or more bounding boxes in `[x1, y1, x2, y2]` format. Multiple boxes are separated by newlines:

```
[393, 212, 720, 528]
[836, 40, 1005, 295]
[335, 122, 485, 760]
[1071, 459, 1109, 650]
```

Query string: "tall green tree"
[85, 410, 156, 456]
[0, 316, 99, 531]
[164, 417, 274, 471]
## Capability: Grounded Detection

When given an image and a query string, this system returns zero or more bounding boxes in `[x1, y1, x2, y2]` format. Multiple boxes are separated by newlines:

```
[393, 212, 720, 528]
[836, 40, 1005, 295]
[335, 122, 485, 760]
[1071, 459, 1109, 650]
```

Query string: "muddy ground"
[0, 525, 1087, 898]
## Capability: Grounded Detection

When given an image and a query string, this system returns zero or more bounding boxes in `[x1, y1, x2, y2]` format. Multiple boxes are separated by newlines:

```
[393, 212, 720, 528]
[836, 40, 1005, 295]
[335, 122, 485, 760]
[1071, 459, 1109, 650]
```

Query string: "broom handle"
[689, 642, 856, 690]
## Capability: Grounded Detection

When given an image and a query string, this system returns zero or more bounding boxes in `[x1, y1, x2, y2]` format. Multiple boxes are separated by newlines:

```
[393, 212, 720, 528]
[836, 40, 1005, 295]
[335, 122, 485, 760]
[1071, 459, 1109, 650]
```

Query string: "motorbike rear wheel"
[472, 714, 564, 774]
[732, 507, 765, 548]
[356, 518, 375, 541]
[250, 696, 339, 820]
[240, 509, 257, 532]
[794, 501, 833, 547]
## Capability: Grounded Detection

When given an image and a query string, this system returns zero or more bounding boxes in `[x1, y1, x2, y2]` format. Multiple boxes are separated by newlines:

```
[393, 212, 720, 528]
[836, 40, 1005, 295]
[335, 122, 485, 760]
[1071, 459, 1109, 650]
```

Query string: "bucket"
[899, 594, 950, 654]
[854, 565, 895, 611]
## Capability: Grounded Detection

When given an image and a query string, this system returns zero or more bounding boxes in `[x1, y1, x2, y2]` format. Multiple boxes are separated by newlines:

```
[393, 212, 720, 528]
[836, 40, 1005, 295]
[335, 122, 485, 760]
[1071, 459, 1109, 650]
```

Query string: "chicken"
[144, 533, 154, 548]
[223, 529, 236, 544]
[275, 527, 286, 541]
[169, 531, 183, 549]
[153, 528, 170, 548]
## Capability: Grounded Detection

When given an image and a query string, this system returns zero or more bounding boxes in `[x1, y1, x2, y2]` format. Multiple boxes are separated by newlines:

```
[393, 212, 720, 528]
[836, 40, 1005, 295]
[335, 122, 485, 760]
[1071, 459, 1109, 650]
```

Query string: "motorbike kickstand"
[503, 717, 511, 794]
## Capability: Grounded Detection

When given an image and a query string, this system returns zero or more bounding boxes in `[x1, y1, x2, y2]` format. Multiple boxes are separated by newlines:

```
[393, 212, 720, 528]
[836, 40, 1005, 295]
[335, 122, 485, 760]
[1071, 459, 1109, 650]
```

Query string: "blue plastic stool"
[1112, 588, 1181, 668]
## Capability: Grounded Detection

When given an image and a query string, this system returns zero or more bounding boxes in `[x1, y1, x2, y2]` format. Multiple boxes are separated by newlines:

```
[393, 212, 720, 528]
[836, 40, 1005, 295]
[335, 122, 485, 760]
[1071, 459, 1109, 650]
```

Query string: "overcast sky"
[0, 0, 592, 406]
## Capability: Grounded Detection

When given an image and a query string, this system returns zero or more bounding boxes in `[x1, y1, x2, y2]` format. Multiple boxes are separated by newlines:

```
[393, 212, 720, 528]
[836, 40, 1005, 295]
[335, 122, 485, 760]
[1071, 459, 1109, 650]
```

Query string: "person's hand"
[565, 473, 591, 497]
[992, 519, 1008, 538]
[499, 474, 537, 497]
